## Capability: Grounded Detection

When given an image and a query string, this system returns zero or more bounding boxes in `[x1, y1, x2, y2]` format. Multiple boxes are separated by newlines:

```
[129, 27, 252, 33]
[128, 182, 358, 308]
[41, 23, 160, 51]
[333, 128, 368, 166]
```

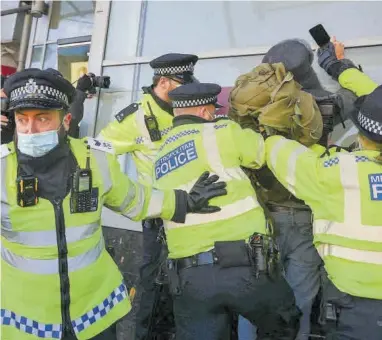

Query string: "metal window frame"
[101, 36, 382, 67]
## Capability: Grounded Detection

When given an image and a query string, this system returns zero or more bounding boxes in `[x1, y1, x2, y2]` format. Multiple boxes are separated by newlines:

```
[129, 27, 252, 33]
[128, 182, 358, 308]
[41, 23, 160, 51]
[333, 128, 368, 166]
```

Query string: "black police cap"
[150, 53, 198, 83]
[169, 83, 222, 108]
[3, 68, 76, 111]
[351, 85, 382, 142]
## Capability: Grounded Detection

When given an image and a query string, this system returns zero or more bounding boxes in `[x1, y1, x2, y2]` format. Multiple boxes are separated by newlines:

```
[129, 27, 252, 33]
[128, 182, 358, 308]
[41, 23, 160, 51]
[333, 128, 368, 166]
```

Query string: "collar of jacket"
[142, 85, 173, 115]
[173, 115, 229, 127]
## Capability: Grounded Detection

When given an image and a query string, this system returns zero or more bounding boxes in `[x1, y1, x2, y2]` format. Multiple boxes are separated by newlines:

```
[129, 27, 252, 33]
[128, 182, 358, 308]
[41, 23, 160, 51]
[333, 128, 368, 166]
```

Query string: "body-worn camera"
[88, 73, 111, 94]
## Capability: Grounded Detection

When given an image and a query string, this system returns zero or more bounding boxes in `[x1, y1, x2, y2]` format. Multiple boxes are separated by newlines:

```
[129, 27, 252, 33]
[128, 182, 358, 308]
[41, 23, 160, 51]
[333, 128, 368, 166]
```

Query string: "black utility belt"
[170, 234, 278, 272]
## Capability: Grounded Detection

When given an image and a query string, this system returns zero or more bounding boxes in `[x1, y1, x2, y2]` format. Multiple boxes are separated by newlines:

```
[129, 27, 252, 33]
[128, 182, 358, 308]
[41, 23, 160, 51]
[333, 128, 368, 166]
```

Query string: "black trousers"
[90, 323, 117, 340]
[324, 279, 382, 340]
[135, 219, 173, 340]
[172, 264, 300, 340]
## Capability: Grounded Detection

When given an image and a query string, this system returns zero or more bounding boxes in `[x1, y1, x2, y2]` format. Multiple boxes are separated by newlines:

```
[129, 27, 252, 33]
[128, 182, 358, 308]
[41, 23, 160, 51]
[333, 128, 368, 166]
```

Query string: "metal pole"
[0, 5, 31, 17]
[17, 11, 33, 71]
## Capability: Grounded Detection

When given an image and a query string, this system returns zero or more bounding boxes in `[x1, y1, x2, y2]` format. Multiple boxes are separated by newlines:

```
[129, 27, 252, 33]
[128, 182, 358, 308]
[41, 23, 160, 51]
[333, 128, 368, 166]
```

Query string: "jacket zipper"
[52, 198, 77, 340]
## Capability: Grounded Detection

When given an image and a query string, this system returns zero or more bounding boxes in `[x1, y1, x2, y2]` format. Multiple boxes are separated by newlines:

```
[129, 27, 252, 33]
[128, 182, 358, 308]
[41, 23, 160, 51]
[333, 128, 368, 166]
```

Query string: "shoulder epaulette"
[115, 103, 140, 123]
[0, 143, 15, 159]
[86, 138, 115, 154]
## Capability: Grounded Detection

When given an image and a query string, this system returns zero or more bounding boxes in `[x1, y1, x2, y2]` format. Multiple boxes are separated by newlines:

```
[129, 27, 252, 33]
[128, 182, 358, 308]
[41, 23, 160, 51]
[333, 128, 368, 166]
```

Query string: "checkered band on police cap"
[358, 111, 382, 136]
[9, 78, 69, 107]
[154, 63, 194, 76]
[172, 95, 218, 108]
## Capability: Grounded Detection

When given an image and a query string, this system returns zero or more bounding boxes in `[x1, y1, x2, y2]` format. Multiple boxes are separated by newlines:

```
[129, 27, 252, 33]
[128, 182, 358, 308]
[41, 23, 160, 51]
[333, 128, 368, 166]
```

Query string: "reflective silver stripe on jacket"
[1, 154, 12, 231]
[146, 189, 164, 217]
[122, 185, 145, 219]
[1, 221, 100, 247]
[91, 149, 112, 193]
[1, 237, 104, 274]
[317, 244, 382, 265]
[105, 183, 136, 212]
[314, 154, 382, 243]
[165, 196, 259, 229]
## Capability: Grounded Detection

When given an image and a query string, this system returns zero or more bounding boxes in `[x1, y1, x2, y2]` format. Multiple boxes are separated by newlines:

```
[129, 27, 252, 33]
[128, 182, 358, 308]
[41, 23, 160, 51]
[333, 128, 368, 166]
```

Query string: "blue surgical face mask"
[17, 128, 60, 158]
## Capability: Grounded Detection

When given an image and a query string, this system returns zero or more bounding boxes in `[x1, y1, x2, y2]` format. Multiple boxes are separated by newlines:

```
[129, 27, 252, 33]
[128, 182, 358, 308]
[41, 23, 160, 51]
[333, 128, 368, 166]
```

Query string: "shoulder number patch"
[0, 144, 13, 158]
[155, 141, 198, 180]
[115, 103, 139, 123]
[369, 173, 382, 200]
[87, 138, 115, 154]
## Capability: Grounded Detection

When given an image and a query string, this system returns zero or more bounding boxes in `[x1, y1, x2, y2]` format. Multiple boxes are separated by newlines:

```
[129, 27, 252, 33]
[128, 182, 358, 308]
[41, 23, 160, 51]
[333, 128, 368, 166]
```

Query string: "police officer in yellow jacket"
[0, 68, 226, 340]
[264, 66, 382, 340]
[153, 82, 301, 340]
[98, 53, 199, 339]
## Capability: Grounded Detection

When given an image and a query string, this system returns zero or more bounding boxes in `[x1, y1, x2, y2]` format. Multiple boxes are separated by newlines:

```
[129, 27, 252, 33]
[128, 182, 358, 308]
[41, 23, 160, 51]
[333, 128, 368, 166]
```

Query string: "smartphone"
[309, 24, 331, 47]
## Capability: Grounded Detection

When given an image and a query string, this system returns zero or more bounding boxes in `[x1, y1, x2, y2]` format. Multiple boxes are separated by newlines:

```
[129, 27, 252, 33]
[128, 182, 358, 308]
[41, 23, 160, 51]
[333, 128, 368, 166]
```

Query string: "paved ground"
[103, 227, 144, 340]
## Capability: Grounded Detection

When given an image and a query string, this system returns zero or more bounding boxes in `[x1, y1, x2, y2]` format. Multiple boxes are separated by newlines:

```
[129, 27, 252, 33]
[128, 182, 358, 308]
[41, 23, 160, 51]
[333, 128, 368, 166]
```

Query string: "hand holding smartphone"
[309, 24, 331, 47]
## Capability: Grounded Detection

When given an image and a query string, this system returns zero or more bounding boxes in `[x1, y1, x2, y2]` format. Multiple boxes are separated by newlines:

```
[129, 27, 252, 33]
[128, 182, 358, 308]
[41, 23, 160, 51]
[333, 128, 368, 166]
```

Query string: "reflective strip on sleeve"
[286, 145, 308, 196]
[314, 154, 382, 243]
[121, 185, 145, 219]
[146, 189, 164, 217]
[104, 183, 136, 213]
[165, 196, 259, 229]
[1, 221, 100, 247]
[269, 138, 286, 172]
[317, 244, 382, 265]
[256, 136, 265, 167]
[91, 149, 112, 193]
[1, 237, 104, 274]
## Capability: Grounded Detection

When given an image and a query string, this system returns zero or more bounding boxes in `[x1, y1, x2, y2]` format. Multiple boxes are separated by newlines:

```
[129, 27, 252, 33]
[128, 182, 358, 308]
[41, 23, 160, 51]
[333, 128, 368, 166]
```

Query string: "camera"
[1, 97, 15, 131]
[88, 73, 111, 94]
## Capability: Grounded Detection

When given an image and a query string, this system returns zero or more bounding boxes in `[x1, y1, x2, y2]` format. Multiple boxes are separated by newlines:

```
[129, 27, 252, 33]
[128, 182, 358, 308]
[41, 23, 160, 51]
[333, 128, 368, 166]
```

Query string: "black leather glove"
[171, 171, 227, 223]
[186, 171, 227, 213]
[317, 43, 357, 80]
[76, 74, 93, 92]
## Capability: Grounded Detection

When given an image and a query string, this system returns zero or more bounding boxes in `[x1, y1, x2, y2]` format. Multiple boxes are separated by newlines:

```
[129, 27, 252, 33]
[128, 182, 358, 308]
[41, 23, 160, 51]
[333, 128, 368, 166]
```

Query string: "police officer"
[98, 53, 199, 340]
[0, 68, 226, 340]
[264, 83, 382, 339]
[153, 82, 301, 340]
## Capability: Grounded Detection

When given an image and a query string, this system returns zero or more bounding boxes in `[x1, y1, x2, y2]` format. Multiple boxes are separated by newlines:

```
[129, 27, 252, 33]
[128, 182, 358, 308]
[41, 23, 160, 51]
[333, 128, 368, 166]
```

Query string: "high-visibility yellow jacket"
[0, 137, 176, 340]
[99, 93, 174, 185]
[152, 117, 267, 259]
[264, 68, 382, 300]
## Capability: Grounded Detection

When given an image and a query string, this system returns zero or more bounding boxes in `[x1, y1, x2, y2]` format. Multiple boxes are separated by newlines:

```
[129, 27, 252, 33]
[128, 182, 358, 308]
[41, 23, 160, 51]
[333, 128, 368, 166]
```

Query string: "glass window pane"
[95, 65, 135, 136]
[141, 1, 382, 56]
[57, 44, 90, 82]
[30, 46, 44, 68]
[104, 0, 141, 60]
[43, 44, 57, 69]
[48, 0, 95, 41]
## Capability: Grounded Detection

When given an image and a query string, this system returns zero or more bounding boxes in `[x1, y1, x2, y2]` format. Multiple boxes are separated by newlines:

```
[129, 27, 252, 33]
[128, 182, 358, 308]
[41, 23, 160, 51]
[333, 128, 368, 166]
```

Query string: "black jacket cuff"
[171, 190, 187, 223]
[328, 59, 357, 80]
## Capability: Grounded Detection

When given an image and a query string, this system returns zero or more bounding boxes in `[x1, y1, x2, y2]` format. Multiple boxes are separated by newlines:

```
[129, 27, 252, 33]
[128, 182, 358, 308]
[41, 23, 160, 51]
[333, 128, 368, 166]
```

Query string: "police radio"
[70, 146, 93, 213]
[144, 102, 161, 142]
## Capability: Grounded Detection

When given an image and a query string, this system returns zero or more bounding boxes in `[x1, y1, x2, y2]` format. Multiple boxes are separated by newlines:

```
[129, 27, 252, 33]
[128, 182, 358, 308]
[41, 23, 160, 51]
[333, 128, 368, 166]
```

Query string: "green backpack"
[229, 63, 323, 204]
[228, 62, 323, 146]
